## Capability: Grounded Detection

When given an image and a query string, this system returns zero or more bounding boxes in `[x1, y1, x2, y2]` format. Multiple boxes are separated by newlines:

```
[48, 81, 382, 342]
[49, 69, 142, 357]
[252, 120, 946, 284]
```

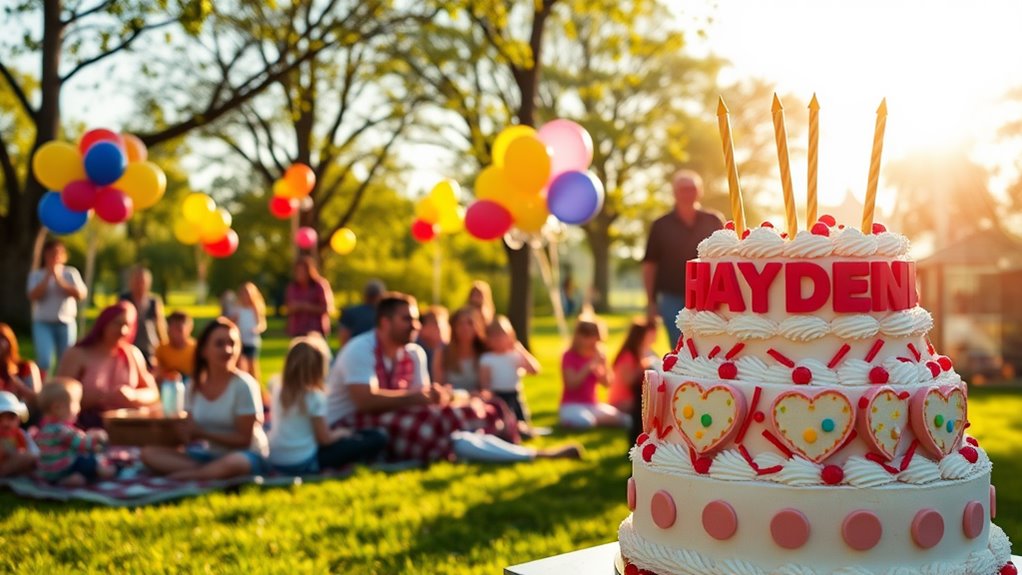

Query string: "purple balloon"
[546, 171, 604, 225]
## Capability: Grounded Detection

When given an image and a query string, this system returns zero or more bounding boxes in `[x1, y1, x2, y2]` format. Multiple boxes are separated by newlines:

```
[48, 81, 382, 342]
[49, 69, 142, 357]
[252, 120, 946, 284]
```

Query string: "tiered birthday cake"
[618, 95, 1014, 575]
[618, 218, 1015, 574]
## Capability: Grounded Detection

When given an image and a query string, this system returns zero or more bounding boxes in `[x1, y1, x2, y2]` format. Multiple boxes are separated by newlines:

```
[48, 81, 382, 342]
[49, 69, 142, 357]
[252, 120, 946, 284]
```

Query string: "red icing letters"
[833, 262, 871, 312]
[785, 263, 830, 313]
[704, 263, 746, 312]
[686, 261, 710, 309]
[738, 262, 782, 313]
[871, 261, 915, 311]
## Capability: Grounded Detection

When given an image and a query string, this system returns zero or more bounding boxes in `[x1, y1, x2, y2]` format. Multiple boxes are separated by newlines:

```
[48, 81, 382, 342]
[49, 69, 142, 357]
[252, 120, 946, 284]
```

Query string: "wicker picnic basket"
[101, 408, 186, 447]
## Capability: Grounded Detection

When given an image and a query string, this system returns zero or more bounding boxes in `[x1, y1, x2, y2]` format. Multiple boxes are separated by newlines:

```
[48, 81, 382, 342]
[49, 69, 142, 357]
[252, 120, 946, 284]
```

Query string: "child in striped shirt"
[33, 378, 114, 486]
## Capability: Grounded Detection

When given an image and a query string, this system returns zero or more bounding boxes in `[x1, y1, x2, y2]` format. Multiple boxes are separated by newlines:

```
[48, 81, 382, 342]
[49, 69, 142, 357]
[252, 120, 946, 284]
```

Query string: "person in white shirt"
[26, 239, 87, 375]
[326, 293, 581, 463]
[267, 336, 385, 475]
[479, 315, 539, 435]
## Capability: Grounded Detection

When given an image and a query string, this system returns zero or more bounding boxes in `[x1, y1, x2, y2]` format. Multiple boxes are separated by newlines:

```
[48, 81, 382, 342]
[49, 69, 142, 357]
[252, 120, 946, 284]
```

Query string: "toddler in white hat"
[0, 390, 37, 476]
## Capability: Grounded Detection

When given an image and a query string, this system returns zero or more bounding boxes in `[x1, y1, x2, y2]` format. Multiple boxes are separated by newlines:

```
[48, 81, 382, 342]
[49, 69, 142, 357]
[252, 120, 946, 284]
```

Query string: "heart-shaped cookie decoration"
[771, 390, 855, 463]
[642, 370, 661, 434]
[671, 381, 745, 455]
[910, 385, 967, 459]
[857, 387, 909, 461]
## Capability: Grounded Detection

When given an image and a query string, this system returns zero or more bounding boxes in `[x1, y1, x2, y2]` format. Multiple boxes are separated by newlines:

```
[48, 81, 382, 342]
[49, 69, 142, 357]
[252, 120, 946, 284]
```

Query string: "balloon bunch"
[465, 120, 603, 241]
[173, 193, 238, 258]
[268, 163, 315, 220]
[410, 179, 464, 243]
[33, 129, 166, 235]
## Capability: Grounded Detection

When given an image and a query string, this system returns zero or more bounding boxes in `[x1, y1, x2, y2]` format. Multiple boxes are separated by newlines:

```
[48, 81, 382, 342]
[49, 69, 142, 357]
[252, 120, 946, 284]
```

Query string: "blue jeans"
[657, 293, 685, 352]
[32, 320, 76, 374]
[185, 445, 269, 476]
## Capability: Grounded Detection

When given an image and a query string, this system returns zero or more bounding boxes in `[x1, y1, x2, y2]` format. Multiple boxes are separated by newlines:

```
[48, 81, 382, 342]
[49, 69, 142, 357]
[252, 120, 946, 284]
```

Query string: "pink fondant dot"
[627, 477, 636, 511]
[650, 490, 677, 529]
[911, 509, 945, 549]
[991, 485, 997, 519]
[963, 501, 985, 539]
[771, 509, 811, 550]
[842, 510, 883, 551]
[702, 500, 738, 540]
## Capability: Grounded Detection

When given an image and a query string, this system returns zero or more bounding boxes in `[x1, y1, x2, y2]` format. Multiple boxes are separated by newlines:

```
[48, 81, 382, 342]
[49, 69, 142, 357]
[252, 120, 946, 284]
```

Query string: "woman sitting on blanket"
[56, 302, 159, 429]
[141, 317, 269, 480]
[267, 336, 386, 475]
[325, 292, 581, 464]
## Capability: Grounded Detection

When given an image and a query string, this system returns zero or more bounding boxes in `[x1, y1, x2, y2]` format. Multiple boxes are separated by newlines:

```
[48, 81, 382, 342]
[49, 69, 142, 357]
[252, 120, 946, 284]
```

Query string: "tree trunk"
[584, 224, 612, 313]
[504, 242, 532, 349]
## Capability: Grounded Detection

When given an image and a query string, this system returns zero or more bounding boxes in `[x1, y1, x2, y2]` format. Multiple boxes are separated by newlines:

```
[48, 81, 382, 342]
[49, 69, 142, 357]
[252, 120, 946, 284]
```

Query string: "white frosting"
[898, 455, 942, 484]
[875, 231, 910, 256]
[837, 359, 873, 386]
[733, 356, 790, 385]
[832, 227, 879, 257]
[735, 227, 786, 258]
[709, 449, 758, 482]
[842, 456, 898, 487]
[697, 229, 740, 258]
[673, 354, 720, 380]
[677, 307, 934, 341]
[939, 452, 977, 480]
[774, 456, 822, 486]
[884, 357, 925, 385]
[650, 442, 695, 476]
[619, 517, 1011, 575]
[783, 231, 834, 258]
[795, 358, 839, 386]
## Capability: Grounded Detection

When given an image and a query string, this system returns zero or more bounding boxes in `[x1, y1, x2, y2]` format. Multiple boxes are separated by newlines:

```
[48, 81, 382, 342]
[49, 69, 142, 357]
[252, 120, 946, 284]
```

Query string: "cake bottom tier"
[622, 462, 1012, 574]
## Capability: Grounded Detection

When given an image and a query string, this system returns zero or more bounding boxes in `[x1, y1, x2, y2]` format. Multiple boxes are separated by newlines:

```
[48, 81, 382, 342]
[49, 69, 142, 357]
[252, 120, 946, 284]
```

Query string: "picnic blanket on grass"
[0, 447, 419, 507]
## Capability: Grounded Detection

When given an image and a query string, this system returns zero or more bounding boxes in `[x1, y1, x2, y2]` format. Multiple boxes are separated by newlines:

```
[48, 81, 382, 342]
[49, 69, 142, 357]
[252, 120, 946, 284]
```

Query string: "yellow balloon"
[330, 228, 357, 255]
[116, 161, 167, 211]
[32, 141, 86, 191]
[415, 197, 440, 224]
[429, 179, 460, 209]
[438, 207, 464, 234]
[199, 207, 232, 243]
[182, 193, 215, 224]
[273, 178, 300, 199]
[504, 135, 551, 194]
[492, 125, 536, 168]
[173, 218, 201, 245]
[474, 166, 515, 202]
[511, 196, 549, 233]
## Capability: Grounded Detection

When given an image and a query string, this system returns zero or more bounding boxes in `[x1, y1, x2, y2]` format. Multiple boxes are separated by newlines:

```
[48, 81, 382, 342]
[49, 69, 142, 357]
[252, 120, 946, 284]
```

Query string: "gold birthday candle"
[807, 94, 819, 226]
[862, 98, 888, 232]
[771, 94, 797, 238]
[717, 97, 746, 236]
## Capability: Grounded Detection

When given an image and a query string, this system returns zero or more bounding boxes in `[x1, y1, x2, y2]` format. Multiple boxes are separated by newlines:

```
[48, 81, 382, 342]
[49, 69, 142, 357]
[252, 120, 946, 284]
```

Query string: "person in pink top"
[56, 302, 159, 429]
[559, 318, 631, 429]
[285, 257, 334, 337]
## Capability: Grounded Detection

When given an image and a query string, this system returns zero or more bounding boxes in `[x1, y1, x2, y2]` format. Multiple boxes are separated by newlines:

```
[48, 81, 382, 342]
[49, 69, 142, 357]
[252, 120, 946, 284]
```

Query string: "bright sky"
[677, 0, 1022, 211]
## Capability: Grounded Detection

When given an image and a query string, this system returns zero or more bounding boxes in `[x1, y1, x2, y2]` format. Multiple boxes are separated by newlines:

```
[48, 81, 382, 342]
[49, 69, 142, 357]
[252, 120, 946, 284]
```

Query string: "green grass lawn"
[0, 314, 1019, 573]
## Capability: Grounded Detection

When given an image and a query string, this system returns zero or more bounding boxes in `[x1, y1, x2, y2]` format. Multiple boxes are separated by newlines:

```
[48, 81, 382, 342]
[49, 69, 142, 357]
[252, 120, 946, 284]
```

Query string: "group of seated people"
[0, 279, 661, 486]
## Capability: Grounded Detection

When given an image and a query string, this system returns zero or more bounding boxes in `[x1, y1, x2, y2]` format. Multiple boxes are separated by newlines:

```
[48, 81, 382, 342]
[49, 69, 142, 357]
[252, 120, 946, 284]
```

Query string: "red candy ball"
[818, 214, 837, 226]
[810, 222, 830, 236]
[760, 221, 774, 228]
[636, 433, 649, 446]
[1000, 563, 1017, 575]
[694, 456, 713, 474]
[822, 464, 845, 485]
[642, 443, 658, 462]
[725, 220, 735, 230]
[718, 362, 738, 380]
[966, 437, 980, 447]
[926, 361, 941, 378]
[625, 564, 639, 575]
[937, 356, 953, 371]
[869, 366, 890, 384]
[741, 229, 751, 239]
[663, 356, 679, 371]
[871, 223, 887, 234]
[792, 366, 813, 385]
[959, 446, 979, 464]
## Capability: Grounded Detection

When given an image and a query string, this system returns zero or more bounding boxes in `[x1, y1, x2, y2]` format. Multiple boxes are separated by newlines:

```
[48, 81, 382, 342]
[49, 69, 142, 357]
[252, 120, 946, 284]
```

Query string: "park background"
[2, 0, 1022, 572]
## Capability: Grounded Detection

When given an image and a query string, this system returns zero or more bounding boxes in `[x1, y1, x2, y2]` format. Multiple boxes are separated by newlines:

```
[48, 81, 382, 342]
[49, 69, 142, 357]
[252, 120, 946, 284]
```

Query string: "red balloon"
[62, 180, 98, 212]
[203, 229, 239, 258]
[79, 129, 124, 155]
[94, 187, 133, 223]
[269, 195, 298, 219]
[411, 219, 437, 242]
[465, 200, 513, 240]
[295, 226, 318, 250]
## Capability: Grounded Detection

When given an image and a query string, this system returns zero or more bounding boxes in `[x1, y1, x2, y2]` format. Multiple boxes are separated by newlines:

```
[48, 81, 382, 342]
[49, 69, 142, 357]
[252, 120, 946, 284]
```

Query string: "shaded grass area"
[0, 315, 1019, 573]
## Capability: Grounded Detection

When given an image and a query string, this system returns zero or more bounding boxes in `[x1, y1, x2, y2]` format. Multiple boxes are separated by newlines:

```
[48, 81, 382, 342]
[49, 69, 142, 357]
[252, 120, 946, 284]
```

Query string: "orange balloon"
[492, 125, 535, 168]
[474, 166, 515, 203]
[510, 196, 549, 233]
[121, 134, 148, 163]
[284, 163, 316, 198]
[503, 135, 551, 194]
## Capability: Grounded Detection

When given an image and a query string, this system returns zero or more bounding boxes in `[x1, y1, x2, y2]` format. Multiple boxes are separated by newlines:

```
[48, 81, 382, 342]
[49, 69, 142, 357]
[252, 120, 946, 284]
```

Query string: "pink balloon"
[465, 200, 513, 241]
[94, 187, 133, 223]
[295, 226, 318, 250]
[537, 119, 594, 178]
[62, 180, 99, 212]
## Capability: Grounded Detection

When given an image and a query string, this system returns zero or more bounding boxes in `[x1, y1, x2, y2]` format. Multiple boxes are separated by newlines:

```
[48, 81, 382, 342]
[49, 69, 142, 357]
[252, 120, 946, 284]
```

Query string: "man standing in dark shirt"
[643, 170, 724, 349]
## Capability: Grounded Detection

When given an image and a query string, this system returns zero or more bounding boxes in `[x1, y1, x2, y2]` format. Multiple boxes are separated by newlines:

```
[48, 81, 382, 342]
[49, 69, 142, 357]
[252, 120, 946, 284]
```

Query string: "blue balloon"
[546, 170, 604, 225]
[83, 141, 126, 185]
[38, 191, 88, 235]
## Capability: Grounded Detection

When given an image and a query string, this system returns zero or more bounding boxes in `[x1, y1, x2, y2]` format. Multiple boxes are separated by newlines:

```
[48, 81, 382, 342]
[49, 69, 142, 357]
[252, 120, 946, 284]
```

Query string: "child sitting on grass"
[559, 318, 631, 429]
[33, 378, 115, 486]
[479, 316, 540, 436]
[0, 391, 36, 476]
[268, 337, 387, 475]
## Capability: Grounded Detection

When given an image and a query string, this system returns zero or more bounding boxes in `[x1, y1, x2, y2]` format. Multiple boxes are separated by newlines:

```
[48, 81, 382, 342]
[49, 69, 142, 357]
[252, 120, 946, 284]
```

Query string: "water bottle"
[161, 378, 185, 416]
